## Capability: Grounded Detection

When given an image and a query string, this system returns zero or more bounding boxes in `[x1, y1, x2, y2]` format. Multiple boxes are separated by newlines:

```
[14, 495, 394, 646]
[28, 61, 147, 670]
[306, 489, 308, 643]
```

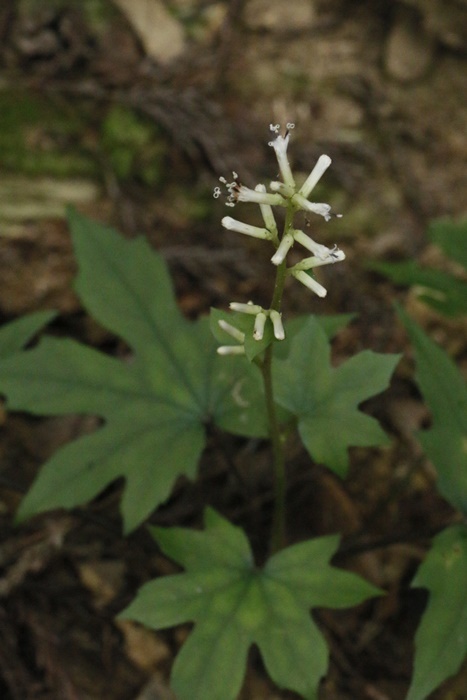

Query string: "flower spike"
[215, 124, 346, 347]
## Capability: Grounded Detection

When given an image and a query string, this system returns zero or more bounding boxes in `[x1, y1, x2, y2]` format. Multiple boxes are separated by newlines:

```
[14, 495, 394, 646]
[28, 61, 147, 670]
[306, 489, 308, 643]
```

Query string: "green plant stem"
[263, 207, 295, 553]
[261, 342, 286, 553]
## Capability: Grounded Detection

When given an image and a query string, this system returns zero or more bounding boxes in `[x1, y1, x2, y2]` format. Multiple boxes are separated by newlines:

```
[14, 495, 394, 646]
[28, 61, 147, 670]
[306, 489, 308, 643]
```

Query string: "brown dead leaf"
[111, 0, 185, 63]
[116, 619, 171, 672]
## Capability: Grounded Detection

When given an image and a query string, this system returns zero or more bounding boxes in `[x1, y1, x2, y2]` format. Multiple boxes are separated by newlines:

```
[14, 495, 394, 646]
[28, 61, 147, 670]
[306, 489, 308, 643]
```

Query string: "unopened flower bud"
[229, 301, 263, 315]
[292, 270, 327, 297]
[218, 320, 246, 343]
[271, 232, 294, 266]
[217, 345, 246, 356]
[253, 312, 267, 340]
[222, 216, 272, 240]
[269, 310, 285, 340]
[299, 155, 332, 198]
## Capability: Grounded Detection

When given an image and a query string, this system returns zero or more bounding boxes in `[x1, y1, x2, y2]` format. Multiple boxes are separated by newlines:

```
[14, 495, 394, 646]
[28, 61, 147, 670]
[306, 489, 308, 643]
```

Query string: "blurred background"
[0, 1, 466, 699]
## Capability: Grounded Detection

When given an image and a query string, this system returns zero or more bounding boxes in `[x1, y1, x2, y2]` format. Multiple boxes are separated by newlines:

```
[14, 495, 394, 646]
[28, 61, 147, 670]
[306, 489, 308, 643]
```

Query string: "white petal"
[271, 232, 294, 266]
[222, 216, 271, 240]
[236, 186, 284, 206]
[298, 155, 331, 198]
[292, 193, 332, 220]
[292, 270, 327, 297]
[217, 345, 246, 355]
[256, 185, 278, 240]
[218, 320, 246, 342]
[270, 310, 285, 340]
[229, 302, 263, 315]
[292, 248, 345, 271]
[269, 181, 295, 198]
[292, 230, 327, 258]
[253, 312, 267, 340]
[270, 134, 296, 188]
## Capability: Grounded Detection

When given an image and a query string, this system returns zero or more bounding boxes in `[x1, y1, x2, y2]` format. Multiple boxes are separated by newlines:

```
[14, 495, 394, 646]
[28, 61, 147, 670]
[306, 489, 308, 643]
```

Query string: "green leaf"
[120, 508, 380, 700]
[408, 525, 467, 700]
[273, 316, 400, 475]
[273, 313, 354, 360]
[369, 219, 467, 317]
[370, 260, 467, 316]
[429, 218, 467, 270]
[398, 307, 467, 513]
[0, 310, 56, 359]
[0, 211, 270, 532]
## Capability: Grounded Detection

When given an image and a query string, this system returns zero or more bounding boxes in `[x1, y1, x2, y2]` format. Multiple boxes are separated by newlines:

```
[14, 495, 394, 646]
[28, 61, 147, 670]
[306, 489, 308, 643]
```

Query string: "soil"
[0, 1, 467, 699]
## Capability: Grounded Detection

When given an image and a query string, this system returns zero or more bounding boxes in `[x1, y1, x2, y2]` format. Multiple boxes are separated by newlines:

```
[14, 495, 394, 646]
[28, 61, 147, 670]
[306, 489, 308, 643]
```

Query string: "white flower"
[271, 232, 294, 266]
[229, 301, 263, 314]
[293, 229, 334, 258]
[292, 231, 345, 262]
[221, 302, 286, 345]
[253, 312, 267, 340]
[287, 241, 345, 296]
[269, 181, 295, 198]
[298, 154, 332, 198]
[222, 216, 272, 240]
[268, 123, 296, 188]
[218, 319, 246, 342]
[290, 245, 345, 271]
[291, 270, 327, 297]
[269, 310, 285, 340]
[292, 194, 333, 221]
[217, 345, 246, 355]
[217, 319, 246, 356]
[267, 126, 340, 220]
[256, 185, 279, 243]
[217, 173, 283, 208]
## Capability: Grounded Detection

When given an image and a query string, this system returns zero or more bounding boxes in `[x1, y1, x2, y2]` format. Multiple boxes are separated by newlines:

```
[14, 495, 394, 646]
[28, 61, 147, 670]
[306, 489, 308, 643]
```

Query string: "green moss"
[0, 89, 97, 178]
[100, 105, 166, 186]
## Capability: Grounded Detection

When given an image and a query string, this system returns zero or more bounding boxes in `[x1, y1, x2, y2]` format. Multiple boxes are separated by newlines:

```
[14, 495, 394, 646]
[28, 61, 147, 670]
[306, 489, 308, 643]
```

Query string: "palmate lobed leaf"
[120, 508, 381, 700]
[407, 525, 467, 700]
[0, 310, 56, 359]
[0, 211, 272, 532]
[273, 316, 400, 475]
[398, 307, 467, 514]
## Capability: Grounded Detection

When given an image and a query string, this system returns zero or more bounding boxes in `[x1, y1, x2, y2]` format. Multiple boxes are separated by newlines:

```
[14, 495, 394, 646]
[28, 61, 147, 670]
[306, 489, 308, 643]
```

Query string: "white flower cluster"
[213, 123, 345, 355]
[217, 302, 285, 356]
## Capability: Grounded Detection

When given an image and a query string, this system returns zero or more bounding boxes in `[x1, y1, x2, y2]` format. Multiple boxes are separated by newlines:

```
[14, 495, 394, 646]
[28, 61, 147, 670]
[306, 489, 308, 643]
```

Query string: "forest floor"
[0, 1, 467, 699]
